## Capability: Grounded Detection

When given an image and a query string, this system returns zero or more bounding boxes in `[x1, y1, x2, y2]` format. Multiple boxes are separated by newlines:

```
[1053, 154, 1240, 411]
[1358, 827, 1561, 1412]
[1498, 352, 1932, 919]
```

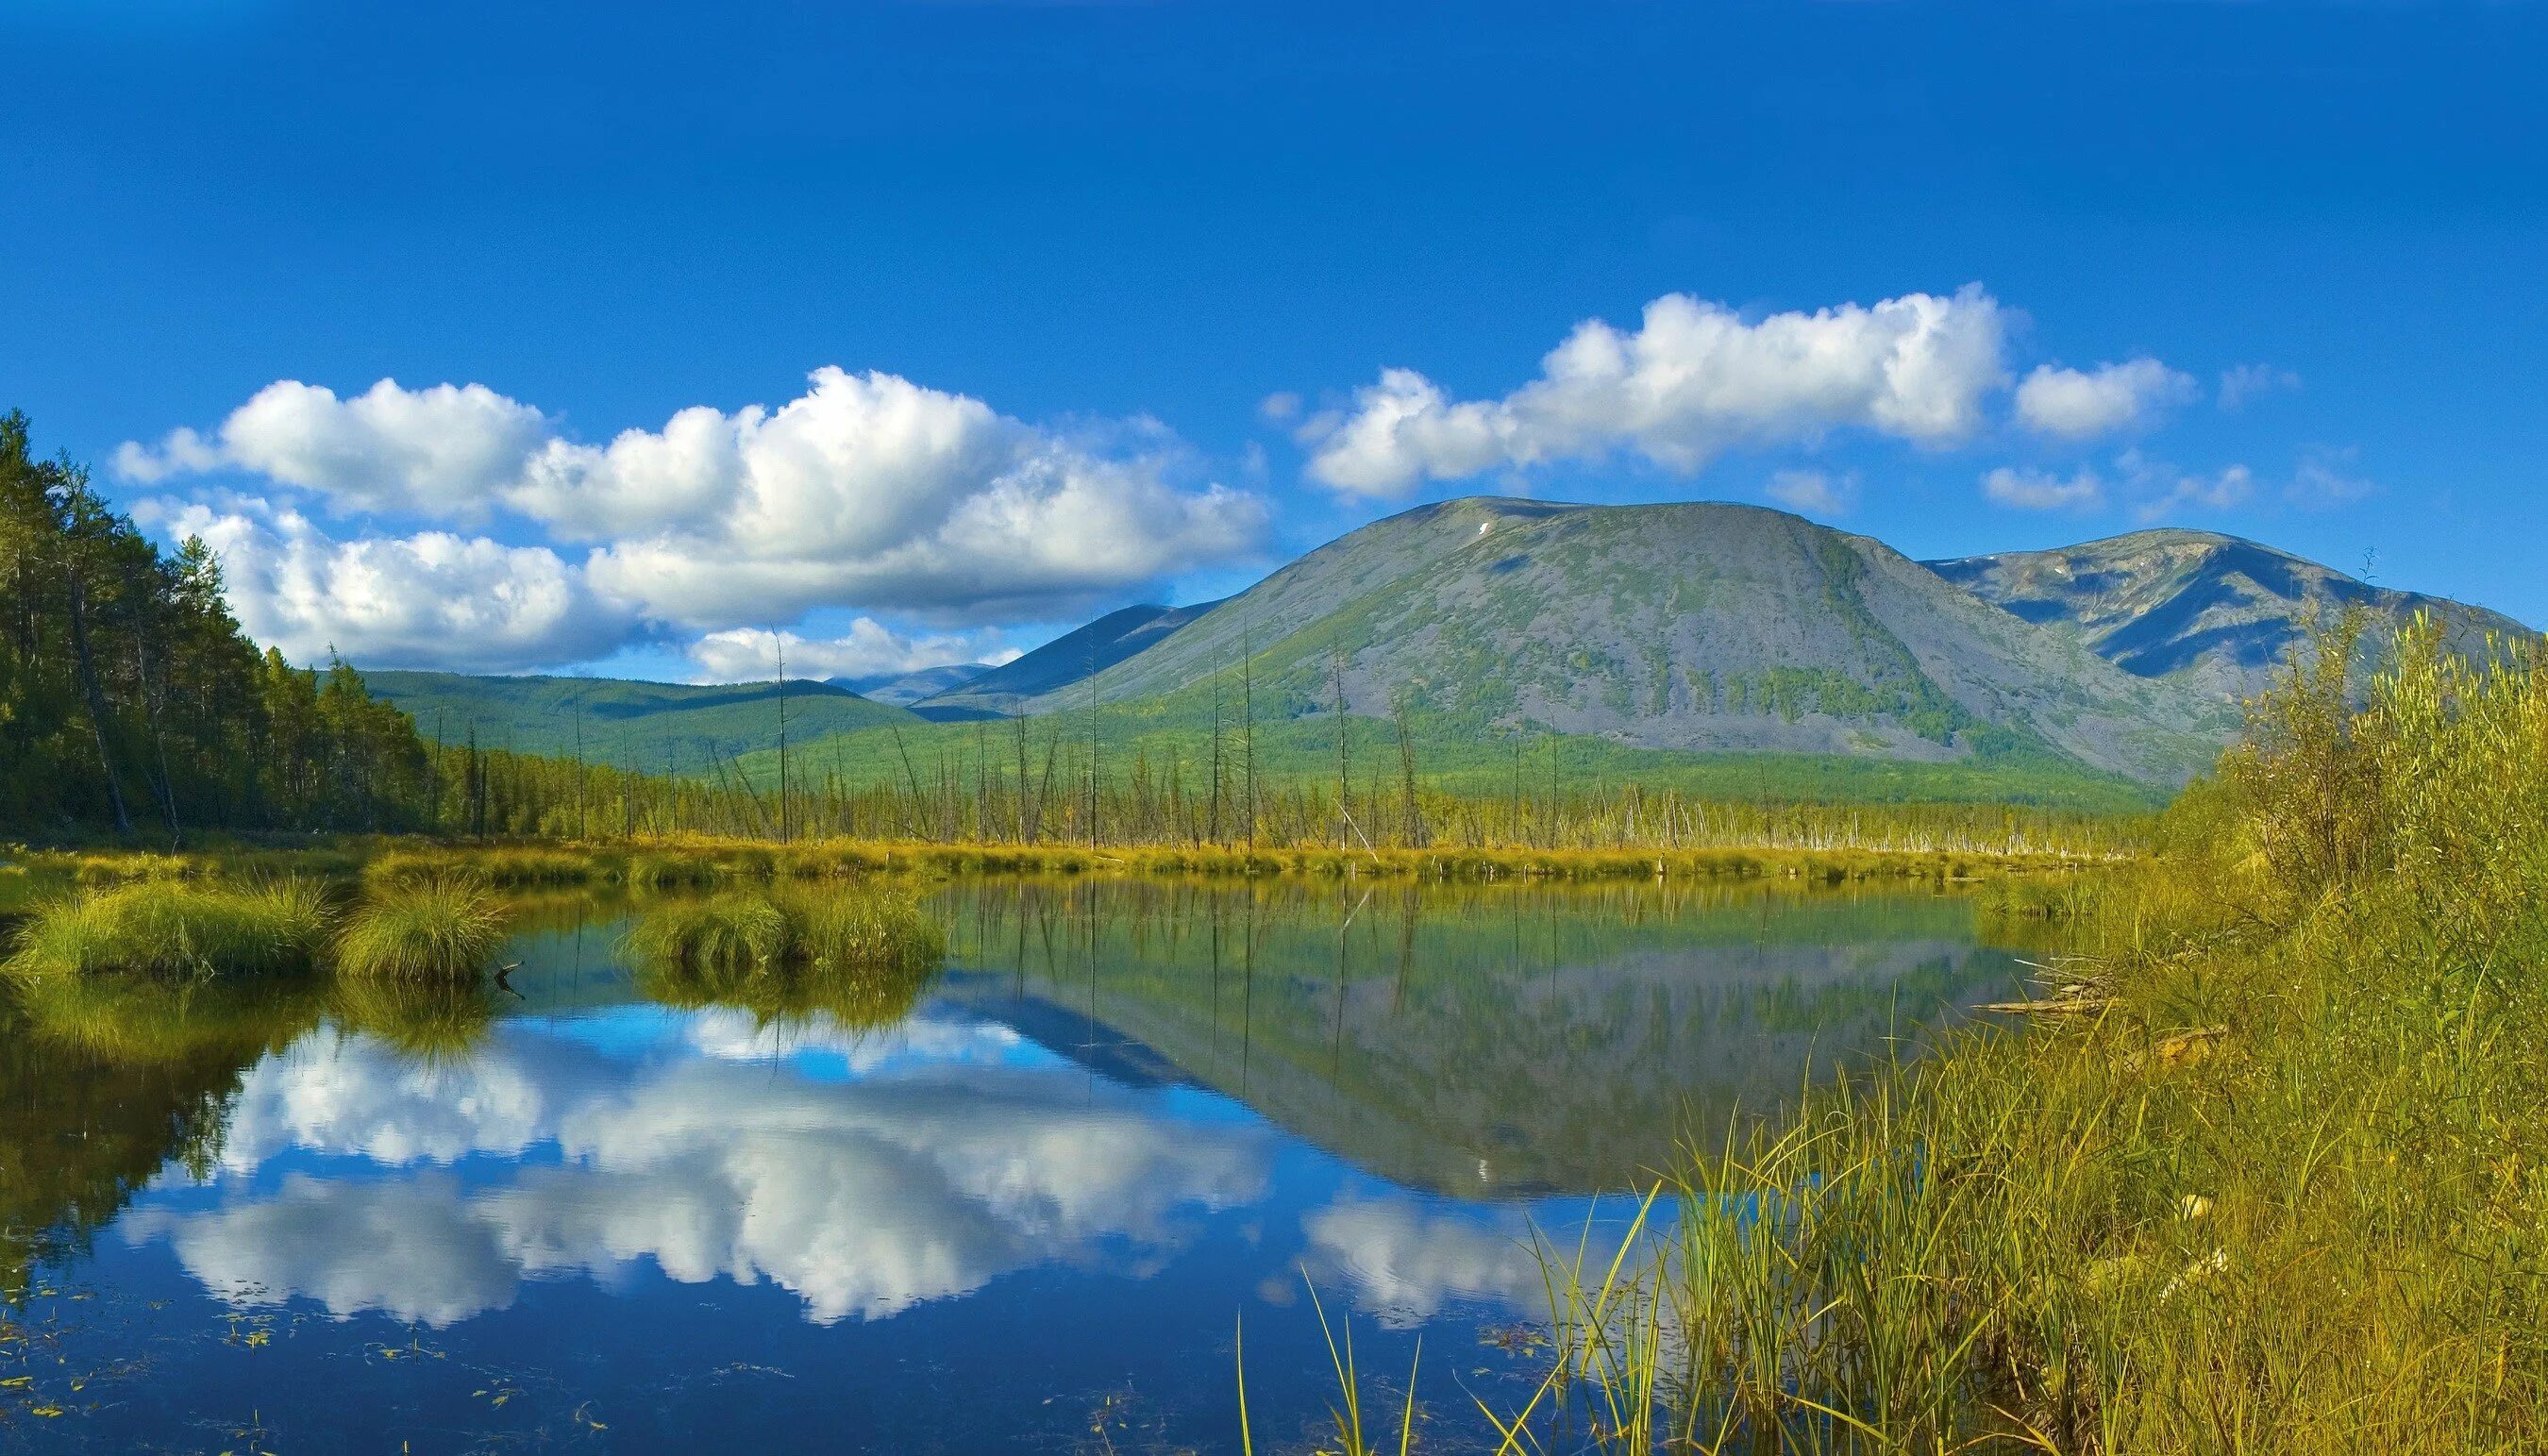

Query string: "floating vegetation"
[334, 876, 510, 981]
[1, 879, 333, 981]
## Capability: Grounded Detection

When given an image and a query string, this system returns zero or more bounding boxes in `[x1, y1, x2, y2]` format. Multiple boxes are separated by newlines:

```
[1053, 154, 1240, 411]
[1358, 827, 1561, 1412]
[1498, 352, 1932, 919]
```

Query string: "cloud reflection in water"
[124, 1011, 1270, 1326]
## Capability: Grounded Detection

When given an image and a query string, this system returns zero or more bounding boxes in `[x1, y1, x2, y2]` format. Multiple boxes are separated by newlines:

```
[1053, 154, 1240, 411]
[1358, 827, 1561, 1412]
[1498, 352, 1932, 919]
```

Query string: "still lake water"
[1, 877, 2033, 1452]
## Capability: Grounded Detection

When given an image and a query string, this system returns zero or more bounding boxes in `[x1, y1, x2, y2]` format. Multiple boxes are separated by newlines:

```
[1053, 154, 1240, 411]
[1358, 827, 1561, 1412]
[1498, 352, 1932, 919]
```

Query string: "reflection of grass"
[335, 876, 509, 981]
[628, 885, 943, 1029]
[329, 977, 497, 1060]
[3, 879, 333, 980]
[9, 964, 323, 1063]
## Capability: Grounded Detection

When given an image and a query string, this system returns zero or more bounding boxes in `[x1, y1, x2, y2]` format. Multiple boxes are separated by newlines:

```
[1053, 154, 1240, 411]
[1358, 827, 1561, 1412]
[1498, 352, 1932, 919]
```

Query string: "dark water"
[0, 877, 2033, 1452]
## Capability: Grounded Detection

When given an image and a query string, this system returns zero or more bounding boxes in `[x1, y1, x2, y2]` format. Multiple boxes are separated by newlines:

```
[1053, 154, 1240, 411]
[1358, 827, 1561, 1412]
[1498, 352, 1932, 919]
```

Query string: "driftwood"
[1982, 956, 2120, 1015]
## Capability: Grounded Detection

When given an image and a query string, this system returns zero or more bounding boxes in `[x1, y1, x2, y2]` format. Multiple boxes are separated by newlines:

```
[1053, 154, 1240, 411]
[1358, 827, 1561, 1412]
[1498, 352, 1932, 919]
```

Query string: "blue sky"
[5, 1, 2542, 680]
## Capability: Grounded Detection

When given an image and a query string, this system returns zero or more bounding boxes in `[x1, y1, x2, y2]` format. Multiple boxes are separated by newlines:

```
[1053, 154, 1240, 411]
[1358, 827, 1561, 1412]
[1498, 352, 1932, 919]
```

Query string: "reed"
[1, 879, 333, 980]
[334, 875, 510, 981]
[1464, 615, 2548, 1453]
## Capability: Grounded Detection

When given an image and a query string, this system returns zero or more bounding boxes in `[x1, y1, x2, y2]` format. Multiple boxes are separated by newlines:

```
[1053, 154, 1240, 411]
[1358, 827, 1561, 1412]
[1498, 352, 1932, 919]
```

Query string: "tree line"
[1, 413, 432, 839]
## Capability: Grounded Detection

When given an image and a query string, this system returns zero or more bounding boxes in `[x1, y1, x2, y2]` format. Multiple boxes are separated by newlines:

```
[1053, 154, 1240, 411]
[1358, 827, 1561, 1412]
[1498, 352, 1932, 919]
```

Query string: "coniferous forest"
[0, 413, 432, 838]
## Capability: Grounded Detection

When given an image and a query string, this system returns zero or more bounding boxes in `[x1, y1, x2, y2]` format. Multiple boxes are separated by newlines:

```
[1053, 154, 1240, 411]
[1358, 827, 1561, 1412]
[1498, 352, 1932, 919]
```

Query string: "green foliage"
[726, 713, 2164, 844]
[627, 884, 941, 977]
[2, 879, 333, 980]
[0, 413, 435, 837]
[628, 891, 795, 975]
[5, 962, 324, 1064]
[334, 875, 510, 981]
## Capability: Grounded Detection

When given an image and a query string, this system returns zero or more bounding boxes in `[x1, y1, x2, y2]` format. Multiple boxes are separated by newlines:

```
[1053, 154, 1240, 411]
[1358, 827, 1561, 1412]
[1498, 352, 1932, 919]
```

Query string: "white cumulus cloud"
[116, 368, 1266, 670]
[118, 378, 551, 518]
[131, 494, 638, 672]
[2115, 449, 2255, 521]
[1301, 286, 2010, 496]
[2013, 358, 2196, 440]
[125, 1017, 1272, 1328]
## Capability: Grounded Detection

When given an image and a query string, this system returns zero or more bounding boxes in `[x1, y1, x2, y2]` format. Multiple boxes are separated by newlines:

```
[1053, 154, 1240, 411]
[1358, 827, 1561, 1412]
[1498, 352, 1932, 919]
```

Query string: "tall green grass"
[1, 879, 333, 980]
[626, 884, 944, 1027]
[1449, 615, 2548, 1453]
[334, 875, 510, 981]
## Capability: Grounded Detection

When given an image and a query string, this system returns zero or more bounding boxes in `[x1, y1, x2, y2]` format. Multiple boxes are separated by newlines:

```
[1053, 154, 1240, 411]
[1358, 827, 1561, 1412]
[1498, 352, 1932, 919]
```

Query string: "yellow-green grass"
[334, 876, 510, 981]
[602, 833, 2110, 887]
[1, 879, 333, 981]
[362, 844, 597, 889]
[48, 845, 369, 885]
[1449, 615, 2548, 1454]
[627, 884, 944, 1028]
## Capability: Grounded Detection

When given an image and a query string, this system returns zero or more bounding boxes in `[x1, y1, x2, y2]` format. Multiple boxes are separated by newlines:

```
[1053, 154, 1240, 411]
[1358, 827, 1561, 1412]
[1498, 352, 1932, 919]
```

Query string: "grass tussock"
[1460, 613, 2548, 1454]
[627, 884, 944, 1027]
[2, 879, 333, 981]
[334, 876, 510, 981]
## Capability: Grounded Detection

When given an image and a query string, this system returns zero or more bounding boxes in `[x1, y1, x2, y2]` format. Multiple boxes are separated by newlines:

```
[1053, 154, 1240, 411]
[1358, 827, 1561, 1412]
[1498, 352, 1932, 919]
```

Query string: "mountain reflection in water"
[0, 876, 2036, 1451]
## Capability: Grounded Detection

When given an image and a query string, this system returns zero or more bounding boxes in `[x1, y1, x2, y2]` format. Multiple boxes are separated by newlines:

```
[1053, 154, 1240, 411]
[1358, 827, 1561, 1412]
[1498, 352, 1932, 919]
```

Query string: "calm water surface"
[0, 877, 2034, 1452]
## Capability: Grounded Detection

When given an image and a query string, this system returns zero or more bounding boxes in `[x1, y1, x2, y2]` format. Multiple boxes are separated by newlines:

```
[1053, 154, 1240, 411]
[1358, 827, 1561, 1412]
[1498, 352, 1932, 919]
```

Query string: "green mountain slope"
[925, 600, 1225, 715]
[1925, 529, 2540, 705]
[831, 663, 988, 706]
[357, 502, 2532, 810]
[944, 499, 2235, 784]
[360, 669, 920, 773]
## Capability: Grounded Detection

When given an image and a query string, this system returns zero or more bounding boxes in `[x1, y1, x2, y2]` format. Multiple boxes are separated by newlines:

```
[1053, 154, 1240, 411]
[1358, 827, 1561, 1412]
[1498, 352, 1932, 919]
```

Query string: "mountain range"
[360, 498, 2535, 797]
[1923, 529, 2529, 704]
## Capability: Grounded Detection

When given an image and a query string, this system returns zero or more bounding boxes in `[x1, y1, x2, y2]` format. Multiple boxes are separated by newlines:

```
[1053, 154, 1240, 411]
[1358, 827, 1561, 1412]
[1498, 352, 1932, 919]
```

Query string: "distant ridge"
[830, 662, 990, 706]
[359, 500, 2534, 795]
[923, 599, 1226, 715]
[360, 670, 919, 773]
[1925, 529, 2538, 703]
